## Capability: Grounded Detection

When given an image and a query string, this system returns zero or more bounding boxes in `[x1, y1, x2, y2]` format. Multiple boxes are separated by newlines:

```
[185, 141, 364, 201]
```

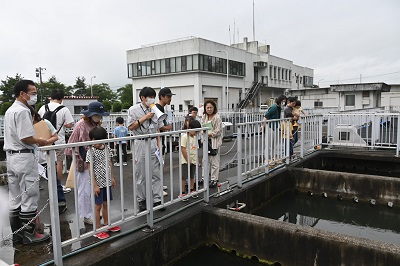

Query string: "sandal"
[93, 231, 109, 240]
[108, 226, 121, 232]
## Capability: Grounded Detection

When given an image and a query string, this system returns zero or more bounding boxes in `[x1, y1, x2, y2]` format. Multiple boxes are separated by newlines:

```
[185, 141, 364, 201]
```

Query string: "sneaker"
[180, 193, 189, 202]
[114, 162, 120, 167]
[209, 180, 218, 188]
[163, 185, 168, 190]
[122, 162, 128, 166]
[190, 190, 199, 199]
[93, 232, 109, 240]
[108, 226, 121, 232]
[62, 185, 71, 194]
[153, 201, 166, 211]
[138, 200, 146, 212]
[163, 190, 168, 196]
[84, 217, 93, 224]
[58, 203, 67, 214]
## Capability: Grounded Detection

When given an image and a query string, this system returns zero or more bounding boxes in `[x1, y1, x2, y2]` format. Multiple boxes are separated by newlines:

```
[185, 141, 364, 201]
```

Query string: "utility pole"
[35, 67, 46, 104]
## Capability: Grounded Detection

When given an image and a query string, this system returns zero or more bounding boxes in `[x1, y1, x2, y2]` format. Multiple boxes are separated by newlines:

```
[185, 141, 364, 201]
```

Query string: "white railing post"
[47, 149, 63, 266]
[237, 125, 243, 188]
[397, 115, 400, 157]
[145, 138, 153, 229]
[300, 116, 305, 158]
[203, 129, 210, 201]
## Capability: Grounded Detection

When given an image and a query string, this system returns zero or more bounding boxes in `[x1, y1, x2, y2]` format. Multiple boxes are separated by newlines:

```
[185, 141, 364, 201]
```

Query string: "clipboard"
[34, 120, 51, 140]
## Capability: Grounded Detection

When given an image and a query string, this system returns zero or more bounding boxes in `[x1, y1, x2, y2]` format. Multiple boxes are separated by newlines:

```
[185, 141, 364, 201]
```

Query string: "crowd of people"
[4, 79, 303, 244]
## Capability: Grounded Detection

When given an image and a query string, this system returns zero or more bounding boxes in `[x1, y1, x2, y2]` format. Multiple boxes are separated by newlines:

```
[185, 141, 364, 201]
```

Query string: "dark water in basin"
[253, 191, 400, 246]
[171, 245, 266, 266]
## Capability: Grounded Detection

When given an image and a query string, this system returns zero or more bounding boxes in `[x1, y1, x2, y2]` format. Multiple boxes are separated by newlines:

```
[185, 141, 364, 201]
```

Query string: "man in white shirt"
[38, 89, 74, 193]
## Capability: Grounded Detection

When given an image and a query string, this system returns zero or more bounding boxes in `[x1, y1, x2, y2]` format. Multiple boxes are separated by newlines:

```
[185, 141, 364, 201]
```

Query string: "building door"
[254, 67, 258, 82]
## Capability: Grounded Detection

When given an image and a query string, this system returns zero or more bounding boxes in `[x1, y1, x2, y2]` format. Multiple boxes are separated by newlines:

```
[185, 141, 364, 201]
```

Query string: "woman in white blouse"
[201, 100, 223, 188]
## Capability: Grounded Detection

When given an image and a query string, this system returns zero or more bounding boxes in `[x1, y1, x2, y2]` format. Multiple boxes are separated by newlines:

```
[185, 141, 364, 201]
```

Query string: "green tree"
[73, 76, 87, 96]
[102, 100, 112, 112]
[0, 73, 23, 103]
[117, 84, 133, 106]
[122, 102, 131, 109]
[89, 83, 117, 102]
[112, 101, 122, 112]
[0, 102, 12, 115]
[40, 75, 69, 103]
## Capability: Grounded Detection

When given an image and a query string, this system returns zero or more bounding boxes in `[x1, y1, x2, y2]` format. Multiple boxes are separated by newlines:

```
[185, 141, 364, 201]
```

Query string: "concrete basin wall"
[204, 208, 400, 266]
[290, 168, 400, 205]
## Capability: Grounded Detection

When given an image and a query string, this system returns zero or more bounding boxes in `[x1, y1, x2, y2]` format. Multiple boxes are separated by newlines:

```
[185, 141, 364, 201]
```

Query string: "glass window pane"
[133, 63, 138, 77]
[166, 58, 171, 73]
[176, 57, 182, 72]
[170, 58, 176, 73]
[345, 95, 355, 106]
[128, 64, 132, 78]
[141, 62, 147, 76]
[192, 54, 198, 70]
[199, 55, 204, 70]
[146, 61, 151, 76]
[155, 60, 161, 74]
[137, 63, 142, 76]
[161, 59, 166, 74]
[186, 55, 192, 71]
[151, 61, 156, 75]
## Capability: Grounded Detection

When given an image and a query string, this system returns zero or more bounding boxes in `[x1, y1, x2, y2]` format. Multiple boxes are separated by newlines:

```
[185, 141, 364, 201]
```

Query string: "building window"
[187, 55, 193, 71]
[155, 60, 161, 74]
[270, 66, 273, 80]
[128, 64, 133, 77]
[146, 61, 151, 76]
[362, 91, 370, 98]
[170, 57, 176, 73]
[345, 95, 355, 106]
[314, 101, 323, 107]
[170, 104, 175, 110]
[181, 56, 186, 71]
[208, 56, 212, 72]
[289, 70, 291, 81]
[176, 57, 181, 72]
[160, 59, 166, 74]
[179, 104, 183, 112]
[193, 54, 199, 70]
[165, 58, 170, 73]
[274, 67, 277, 79]
[137, 63, 142, 76]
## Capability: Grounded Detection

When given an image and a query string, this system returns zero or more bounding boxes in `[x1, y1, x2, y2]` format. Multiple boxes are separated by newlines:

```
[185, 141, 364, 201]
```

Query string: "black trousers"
[115, 143, 127, 163]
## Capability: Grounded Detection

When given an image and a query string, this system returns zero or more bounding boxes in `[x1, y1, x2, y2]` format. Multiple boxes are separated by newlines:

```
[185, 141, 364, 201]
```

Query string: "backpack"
[42, 104, 65, 133]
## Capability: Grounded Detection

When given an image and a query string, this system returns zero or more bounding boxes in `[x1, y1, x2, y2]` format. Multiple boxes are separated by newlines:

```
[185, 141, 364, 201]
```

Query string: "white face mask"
[145, 97, 155, 106]
[25, 93, 37, 105]
[91, 115, 102, 123]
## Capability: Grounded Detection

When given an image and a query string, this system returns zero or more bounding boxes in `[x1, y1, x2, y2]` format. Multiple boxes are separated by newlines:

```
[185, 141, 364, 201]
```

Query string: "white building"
[126, 37, 314, 112]
[291, 83, 394, 112]
[62, 96, 99, 114]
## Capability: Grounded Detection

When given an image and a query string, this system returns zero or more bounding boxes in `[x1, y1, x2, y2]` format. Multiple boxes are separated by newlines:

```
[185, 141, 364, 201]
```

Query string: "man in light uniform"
[4, 80, 49, 244]
[128, 87, 165, 212]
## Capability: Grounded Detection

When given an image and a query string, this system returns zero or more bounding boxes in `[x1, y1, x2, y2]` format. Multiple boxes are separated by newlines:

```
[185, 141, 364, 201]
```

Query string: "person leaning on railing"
[65, 102, 110, 225]
[4, 80, 49, 244]
[127, 87, 165, 212]
[261, 95, 287, 166]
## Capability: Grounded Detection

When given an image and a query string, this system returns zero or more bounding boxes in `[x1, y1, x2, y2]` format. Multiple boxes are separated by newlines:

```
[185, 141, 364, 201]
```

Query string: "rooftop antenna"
[253, 0, 255, 41]
[229, 25, 231, 45]
[237, 27, 239, 43]
[233, 18, 236, 44]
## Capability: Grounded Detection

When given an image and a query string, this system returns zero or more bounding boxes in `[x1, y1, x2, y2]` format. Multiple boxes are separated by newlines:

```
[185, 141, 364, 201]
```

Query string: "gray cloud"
[1, 0, 399, 89]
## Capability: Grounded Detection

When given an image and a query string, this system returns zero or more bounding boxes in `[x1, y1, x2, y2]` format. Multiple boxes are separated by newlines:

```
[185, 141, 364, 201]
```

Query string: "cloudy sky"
[1, 0, 399, 89]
